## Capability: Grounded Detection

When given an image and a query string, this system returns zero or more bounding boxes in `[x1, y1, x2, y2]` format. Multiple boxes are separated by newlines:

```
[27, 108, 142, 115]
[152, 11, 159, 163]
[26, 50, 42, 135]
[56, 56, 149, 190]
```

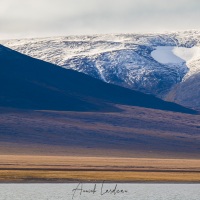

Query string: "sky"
[1, 0, 200, 39]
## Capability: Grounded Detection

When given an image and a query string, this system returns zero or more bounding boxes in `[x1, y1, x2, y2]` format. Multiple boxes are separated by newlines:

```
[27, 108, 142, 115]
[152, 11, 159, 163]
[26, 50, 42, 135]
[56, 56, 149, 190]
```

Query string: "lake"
[0, 183, 199, 200]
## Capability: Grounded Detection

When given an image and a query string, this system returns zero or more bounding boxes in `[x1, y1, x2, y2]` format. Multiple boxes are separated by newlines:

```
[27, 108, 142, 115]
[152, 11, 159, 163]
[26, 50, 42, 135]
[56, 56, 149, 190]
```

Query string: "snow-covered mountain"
[1, 30, 200, 109]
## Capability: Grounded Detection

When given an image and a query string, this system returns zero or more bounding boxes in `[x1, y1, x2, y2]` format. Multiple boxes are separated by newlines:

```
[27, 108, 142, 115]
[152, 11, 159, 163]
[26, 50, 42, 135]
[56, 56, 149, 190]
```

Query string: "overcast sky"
[1, 0, 200, 39]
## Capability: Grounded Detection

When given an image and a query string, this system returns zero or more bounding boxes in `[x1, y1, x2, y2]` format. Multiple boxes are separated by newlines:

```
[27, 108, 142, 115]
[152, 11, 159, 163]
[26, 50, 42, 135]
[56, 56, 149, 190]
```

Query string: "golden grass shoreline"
[0, 170, 200, 183]
[0, 155, 200, 183]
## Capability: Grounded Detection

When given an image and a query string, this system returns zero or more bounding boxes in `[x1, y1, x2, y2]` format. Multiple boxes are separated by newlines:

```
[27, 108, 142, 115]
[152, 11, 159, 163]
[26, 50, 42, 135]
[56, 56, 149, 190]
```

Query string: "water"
[0, 183, 199, 200]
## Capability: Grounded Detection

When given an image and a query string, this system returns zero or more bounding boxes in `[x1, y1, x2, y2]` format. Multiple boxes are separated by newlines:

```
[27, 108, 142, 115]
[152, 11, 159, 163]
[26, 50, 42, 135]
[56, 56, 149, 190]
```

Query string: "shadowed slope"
[0, 44, 197, 114]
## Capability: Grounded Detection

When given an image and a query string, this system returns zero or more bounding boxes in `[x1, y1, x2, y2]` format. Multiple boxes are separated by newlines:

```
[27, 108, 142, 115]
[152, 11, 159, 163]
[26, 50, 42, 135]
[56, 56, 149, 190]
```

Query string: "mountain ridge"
[2, 30, 200, 109]
[0, 44, 196, 114]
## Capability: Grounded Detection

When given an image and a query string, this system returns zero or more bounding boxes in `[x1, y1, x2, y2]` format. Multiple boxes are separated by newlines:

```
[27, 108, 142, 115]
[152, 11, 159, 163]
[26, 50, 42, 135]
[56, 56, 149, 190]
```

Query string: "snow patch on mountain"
[173, 46, 200, 62]
[151, 46, 200, 81]
[151, 46, 186, 64]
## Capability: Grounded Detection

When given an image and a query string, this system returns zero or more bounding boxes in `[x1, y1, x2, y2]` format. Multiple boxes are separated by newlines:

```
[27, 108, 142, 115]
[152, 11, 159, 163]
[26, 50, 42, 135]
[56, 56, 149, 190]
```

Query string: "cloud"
[0, 0, 200, 39]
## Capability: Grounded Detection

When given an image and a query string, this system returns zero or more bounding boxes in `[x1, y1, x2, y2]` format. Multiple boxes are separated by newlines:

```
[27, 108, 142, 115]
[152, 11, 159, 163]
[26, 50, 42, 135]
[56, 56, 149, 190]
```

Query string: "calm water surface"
[0, 183, 199, 200]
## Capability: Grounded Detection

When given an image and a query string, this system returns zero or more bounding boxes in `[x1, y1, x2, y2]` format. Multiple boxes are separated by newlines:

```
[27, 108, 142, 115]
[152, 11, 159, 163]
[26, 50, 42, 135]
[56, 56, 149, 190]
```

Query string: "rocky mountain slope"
[1, 30, 200, 109]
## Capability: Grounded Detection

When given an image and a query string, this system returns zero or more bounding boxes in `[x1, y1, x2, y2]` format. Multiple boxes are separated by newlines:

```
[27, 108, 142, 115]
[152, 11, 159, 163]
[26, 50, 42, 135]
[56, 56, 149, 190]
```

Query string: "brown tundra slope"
[0, 105, 199, 158]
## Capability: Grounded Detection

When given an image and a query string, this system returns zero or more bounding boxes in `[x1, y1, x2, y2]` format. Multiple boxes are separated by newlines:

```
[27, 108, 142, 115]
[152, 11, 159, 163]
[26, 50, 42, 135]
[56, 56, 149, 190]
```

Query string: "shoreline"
[0, 155, 200, 183]
[0, 181, 200, 184]
[0, 170, 200, 183]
